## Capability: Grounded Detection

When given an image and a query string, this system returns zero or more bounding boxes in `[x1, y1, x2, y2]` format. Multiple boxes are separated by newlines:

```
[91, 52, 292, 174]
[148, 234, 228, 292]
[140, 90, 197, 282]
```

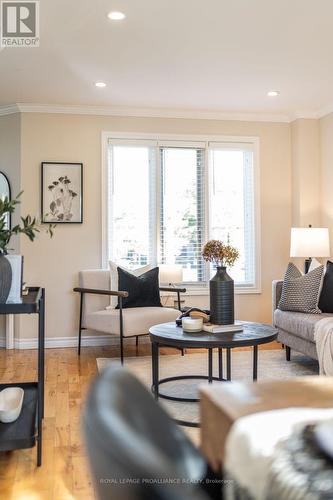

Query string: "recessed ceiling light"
[107, 11, 126, 20]
[267, 90, 280, 97]
[95, 81, 107, 88]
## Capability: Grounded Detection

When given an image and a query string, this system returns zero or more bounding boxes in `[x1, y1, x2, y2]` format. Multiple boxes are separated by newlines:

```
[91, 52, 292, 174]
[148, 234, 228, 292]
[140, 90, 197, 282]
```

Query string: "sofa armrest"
[272, 280, 283, 324]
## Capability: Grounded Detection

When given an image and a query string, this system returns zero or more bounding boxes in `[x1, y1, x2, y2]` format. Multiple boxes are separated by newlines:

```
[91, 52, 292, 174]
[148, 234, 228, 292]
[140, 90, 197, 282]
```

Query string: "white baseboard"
[0, 334, 150, 350]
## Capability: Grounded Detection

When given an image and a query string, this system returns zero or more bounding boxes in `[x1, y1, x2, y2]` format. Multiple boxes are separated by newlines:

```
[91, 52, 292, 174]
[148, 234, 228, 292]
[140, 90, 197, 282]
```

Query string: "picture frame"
[41, 162, 83, 223]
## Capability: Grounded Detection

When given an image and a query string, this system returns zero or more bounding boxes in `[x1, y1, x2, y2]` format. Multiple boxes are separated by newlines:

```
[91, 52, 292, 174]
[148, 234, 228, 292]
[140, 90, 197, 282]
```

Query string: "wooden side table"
[0, 287, 45, 466]
[200, 376, 333, 472]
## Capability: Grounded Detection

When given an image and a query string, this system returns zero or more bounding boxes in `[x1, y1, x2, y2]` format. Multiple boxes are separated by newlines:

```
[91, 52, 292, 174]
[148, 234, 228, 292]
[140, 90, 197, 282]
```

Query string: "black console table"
[0, 287, 45, 466]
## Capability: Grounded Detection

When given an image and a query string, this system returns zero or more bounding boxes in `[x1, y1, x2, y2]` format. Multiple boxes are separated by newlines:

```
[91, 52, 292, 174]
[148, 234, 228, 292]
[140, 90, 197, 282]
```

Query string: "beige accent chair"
[73, 269, 185, 363]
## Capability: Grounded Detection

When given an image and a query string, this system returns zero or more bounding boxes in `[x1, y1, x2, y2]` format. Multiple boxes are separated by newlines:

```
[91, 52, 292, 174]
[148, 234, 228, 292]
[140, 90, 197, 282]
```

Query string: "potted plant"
[0, 192, 55, 303]
[202, 239, 239, 325]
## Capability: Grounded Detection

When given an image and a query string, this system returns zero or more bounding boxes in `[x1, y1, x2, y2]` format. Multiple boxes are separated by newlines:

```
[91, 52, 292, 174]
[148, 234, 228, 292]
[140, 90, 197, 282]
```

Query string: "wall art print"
[41, 162, 83, 223]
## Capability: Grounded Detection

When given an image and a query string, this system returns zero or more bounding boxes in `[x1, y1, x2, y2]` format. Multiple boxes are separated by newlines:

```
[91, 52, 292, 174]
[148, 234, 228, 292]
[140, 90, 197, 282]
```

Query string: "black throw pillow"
[116, 266, 162, 309]
[319, 261, 333, 313]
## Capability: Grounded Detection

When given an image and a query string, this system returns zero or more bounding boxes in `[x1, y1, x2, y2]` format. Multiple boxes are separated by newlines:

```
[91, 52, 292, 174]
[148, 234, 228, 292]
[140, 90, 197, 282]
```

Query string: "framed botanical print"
[41, 162, 83, 223]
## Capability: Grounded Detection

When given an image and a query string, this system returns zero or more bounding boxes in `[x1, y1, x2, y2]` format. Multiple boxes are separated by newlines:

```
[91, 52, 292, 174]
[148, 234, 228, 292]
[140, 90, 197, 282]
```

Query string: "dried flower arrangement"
[202, 239, 239, 268]
[48, 175, 78, 222]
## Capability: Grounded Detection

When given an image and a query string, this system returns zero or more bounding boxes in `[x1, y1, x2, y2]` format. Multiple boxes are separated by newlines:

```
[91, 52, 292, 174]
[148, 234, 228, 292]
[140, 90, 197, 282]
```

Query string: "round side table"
[149, 321, 278, 427]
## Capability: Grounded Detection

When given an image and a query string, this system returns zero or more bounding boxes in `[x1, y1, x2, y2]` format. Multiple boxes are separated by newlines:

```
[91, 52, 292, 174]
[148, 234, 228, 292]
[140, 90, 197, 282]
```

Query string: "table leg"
[227, 348, 231, 381]
[37, 421, 42, 466]
[36, 289, 45, 466]
[253, 345, 258, 381]
[152, 342, 159, 399]
[38, 289, 45, 419]
[208, 349, 213, 383]
[218, 348, 223, 380]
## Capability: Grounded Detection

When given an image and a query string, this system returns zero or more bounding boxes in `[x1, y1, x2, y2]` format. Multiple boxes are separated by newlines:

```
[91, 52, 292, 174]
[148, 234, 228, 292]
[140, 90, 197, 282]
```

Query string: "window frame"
[102, 132, 261, 295]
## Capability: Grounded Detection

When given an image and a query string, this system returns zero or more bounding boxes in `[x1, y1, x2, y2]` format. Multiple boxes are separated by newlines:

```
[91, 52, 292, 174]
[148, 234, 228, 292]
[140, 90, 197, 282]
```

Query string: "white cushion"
[108, 261, 152, 309]
[84, 306, 180, 337]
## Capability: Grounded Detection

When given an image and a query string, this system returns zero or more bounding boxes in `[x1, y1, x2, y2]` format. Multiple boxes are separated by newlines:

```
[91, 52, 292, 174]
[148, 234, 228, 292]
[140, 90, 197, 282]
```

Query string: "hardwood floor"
[0, 341, 280, 499]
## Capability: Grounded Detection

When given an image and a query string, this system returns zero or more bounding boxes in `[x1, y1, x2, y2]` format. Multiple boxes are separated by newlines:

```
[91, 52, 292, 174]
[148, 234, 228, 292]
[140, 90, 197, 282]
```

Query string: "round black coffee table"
[149, 321, 278, 427]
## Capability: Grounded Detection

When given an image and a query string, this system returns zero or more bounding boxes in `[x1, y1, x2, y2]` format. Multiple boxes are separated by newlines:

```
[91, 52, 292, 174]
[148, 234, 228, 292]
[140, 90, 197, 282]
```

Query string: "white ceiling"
[1, 0, 333, 120]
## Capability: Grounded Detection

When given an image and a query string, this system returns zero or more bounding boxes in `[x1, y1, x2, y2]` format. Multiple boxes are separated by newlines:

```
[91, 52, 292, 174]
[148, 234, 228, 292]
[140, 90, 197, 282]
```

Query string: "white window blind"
[208, 145, 256, 286]
[106, 136, 259, 291]
[159, 147, 205, 283]
[108, 143, 156, 270]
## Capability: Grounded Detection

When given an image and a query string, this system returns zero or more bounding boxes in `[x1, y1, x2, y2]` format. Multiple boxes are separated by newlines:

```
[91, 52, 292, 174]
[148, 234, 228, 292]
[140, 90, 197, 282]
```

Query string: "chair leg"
[181, 348, 185, 356]
[78, 329, 82, 356]
[120, 335, 124, 365]
[78, 293, 83, 356]
[286, 346, 291, 361]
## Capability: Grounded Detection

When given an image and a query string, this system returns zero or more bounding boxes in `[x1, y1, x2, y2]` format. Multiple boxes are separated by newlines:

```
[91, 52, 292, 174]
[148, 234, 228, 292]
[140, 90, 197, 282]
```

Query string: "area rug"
[96, 349, 318, 432]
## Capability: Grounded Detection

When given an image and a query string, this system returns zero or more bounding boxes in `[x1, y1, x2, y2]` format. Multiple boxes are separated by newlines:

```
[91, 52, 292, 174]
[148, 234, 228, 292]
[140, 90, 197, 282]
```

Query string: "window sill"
[160, 286, 262, 297]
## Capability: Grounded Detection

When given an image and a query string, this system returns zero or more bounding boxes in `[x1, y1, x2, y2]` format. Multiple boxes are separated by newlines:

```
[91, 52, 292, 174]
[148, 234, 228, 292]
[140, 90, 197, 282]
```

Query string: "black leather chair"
[83, 365, 222, 500]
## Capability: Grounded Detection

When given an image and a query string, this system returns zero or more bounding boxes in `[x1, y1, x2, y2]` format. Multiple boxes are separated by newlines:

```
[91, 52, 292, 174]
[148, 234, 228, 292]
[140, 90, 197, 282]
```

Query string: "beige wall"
[320, 112, 333, 256]
[0, 113, 21, 245]
[291, 119, 321, 227]
[16, 113, 291, 341]
[0, 113, 21, 340]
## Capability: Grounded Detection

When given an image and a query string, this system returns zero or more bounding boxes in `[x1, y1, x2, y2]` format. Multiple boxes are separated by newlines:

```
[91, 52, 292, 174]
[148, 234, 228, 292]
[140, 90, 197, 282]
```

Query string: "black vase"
[0, 253, 12, 303]
[209, 266, 234, 325]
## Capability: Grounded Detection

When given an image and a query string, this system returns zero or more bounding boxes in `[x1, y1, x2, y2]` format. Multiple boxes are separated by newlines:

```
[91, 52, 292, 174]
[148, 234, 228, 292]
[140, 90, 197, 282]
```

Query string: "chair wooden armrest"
[159, 286, 187, 293]
[73, 287, 128, 298]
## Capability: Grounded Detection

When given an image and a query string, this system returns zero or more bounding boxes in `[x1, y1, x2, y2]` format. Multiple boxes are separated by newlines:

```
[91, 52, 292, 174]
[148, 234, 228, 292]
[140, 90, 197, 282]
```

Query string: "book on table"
[203, 321, 244, 334]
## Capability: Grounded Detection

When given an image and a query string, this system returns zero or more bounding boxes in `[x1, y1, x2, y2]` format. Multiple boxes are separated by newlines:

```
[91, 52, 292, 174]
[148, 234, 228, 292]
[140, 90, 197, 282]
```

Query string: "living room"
[1, 1, 333, 499]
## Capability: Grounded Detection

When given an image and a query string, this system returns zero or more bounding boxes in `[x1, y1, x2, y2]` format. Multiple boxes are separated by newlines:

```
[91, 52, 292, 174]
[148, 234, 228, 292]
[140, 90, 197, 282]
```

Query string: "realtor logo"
[1, 1, 39, 47]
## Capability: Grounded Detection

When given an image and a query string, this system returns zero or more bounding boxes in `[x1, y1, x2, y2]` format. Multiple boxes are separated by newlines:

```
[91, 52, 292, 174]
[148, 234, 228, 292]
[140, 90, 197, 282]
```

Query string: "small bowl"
[182, 317, 203, 333]
[0, 387, 24, 423]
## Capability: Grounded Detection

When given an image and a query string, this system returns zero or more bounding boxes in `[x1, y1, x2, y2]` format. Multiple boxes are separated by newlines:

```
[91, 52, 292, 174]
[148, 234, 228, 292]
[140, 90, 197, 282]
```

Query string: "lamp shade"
[290, 227, 330, 258]
[159, 264, 183, 284]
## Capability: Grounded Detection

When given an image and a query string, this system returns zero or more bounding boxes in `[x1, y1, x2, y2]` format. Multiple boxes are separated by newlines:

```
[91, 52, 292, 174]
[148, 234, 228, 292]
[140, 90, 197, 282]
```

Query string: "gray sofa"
[272, 280, 333, 361]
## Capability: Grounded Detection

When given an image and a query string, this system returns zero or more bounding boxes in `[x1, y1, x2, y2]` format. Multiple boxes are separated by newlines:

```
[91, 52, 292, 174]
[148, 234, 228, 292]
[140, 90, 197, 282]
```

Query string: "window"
[209, 145, 256, 287]
[160, 147, 205, 282]
[107, 144, 155, 269]
[104, 135, 260, 292]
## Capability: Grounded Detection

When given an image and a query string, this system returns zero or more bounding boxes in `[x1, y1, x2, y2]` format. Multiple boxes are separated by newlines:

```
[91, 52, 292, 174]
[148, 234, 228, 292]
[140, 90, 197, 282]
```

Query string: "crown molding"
[4, 101, 333, 122]
[0, 102, 292, 123]
[289, 110, 321, 121]
[290, 106, 333, 121]
[0, 103, 20, 116]
[313, 104, 333, 119]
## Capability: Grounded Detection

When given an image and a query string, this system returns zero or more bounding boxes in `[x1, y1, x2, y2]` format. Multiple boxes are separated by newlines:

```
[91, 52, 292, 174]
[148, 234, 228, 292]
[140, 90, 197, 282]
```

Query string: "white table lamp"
[290, 226, 330, 273]
[159, 264, 183, 285]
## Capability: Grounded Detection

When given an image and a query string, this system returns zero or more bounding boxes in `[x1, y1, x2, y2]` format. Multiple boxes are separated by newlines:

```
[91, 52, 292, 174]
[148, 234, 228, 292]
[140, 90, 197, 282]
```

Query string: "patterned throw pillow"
[278, 262, 324, 314]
